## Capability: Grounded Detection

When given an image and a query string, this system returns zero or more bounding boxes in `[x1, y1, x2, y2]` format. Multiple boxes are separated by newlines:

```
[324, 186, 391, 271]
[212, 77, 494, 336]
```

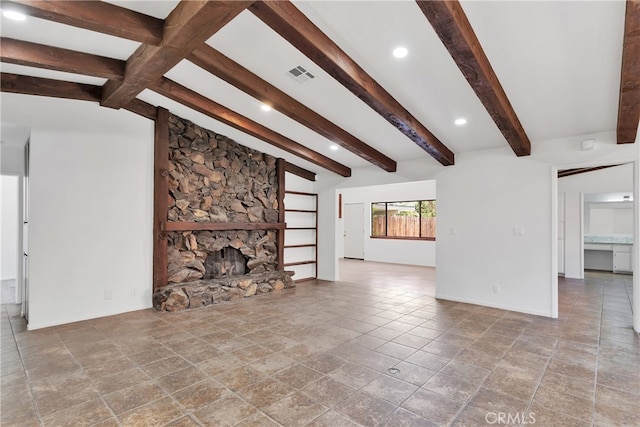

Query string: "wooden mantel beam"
[249, 1, 454, 166]
[416, 0, 531, 157]
[617, 0, 640, 144]
[0, 38, 125, 80]
[2, 0, 164, 45]
[189, 45, 397, 172]
[102, 0, 253, 109]
[150, 77, 352, 177]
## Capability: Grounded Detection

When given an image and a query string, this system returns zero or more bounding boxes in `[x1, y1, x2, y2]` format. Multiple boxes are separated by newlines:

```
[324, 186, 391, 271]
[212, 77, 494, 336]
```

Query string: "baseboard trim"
[435, 293, 553, 318]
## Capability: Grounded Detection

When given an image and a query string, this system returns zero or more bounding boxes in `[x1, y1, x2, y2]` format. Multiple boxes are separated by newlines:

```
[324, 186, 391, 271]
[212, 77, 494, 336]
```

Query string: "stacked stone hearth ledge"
[153, 270, 294, 312]
[153, 114, 294, 312]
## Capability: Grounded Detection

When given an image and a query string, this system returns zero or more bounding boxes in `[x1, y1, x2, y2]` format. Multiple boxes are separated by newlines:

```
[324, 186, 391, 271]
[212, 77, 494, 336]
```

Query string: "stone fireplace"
[153, 114, 294, 312]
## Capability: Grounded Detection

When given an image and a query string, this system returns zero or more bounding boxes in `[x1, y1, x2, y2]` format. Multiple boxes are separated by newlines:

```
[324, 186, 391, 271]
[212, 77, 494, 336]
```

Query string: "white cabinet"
[613, 245, 633, 273]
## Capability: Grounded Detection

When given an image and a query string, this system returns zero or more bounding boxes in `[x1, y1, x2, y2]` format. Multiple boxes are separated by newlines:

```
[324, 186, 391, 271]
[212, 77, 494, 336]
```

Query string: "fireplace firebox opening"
[204, 247, 248, 279]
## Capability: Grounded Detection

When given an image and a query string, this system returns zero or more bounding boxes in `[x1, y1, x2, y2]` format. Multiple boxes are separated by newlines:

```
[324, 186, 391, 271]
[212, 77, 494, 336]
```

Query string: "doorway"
[343, 203, 364, 259]
[554, 161, 639, 332]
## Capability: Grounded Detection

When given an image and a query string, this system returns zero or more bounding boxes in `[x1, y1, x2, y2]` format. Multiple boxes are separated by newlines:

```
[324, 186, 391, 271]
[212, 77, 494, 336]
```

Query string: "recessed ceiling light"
[2, 10, 26, 21]
[454, 118, 467, 126]
[260, 104, 272, 112]
[330, 145, 339, 151]
[393, 47, 408, 58]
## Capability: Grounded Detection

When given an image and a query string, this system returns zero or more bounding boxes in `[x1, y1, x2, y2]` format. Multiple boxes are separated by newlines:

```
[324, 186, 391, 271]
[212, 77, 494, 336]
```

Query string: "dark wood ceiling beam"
[101, 0, 253, 109]
[285, 162, 316, 181]
[124, 98, 158, 121]
[189, 45, 397, 172]
[249, 1, 454, 166]
[150, 77, 352, 177]
[0, 38, 125, 80]
[558, 164, 624, 178]
[1, 72, 102, 102]
[617, 0, 640, 144]
[416, 0, 531, 157]
[2, 0, 163, 45]
[0, 72, 157, 120]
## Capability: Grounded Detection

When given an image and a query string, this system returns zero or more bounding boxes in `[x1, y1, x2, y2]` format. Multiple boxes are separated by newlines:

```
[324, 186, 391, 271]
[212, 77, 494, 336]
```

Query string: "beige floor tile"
[265, 391, 327, 427]
[193, 393, 258, 427]
[401, 388, 465, 425]
[40, 398, 113, 427]
[362, 374, 418, 405]
[237, 377, 294, 409]
[334, 390, 397, 426]
[328, 361, 381, 388]
[306, 409, 360, 427]
[423, 372, 479, 402]
[302, 352, 346, 374]
[171, 379, 228, 412]
[234, 411, 281, 427]
[273, 363, 324, 389]
[215, 365, 267, 391]
[302, 376, 357, 407]
[155, 365, 207, 393]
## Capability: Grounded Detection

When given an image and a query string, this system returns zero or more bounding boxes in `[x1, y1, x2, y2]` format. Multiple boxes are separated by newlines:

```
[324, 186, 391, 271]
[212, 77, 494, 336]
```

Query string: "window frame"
[370, 199, 436, 241]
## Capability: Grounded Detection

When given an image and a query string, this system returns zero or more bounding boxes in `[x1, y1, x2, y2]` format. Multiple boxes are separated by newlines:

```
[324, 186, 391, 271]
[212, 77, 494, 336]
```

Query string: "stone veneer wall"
[153, 114, 294, 312]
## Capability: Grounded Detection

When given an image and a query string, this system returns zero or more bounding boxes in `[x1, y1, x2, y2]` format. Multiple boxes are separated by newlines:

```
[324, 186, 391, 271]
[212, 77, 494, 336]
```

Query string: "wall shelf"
[284, 190, 318, 280]
[284, 260, 317, 267]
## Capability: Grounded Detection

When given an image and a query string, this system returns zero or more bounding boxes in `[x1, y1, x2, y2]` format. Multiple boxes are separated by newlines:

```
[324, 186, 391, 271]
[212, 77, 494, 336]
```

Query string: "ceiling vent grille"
[287, 65, 315, 84]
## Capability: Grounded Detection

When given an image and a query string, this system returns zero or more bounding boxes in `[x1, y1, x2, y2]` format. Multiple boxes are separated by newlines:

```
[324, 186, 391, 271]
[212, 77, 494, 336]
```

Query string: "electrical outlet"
[131, 288, 136, 295]
[493, 284, 501, 294]
[513, 227, 525, 236]
[104, 290, 112, 300]
[450, 227, 457, 236]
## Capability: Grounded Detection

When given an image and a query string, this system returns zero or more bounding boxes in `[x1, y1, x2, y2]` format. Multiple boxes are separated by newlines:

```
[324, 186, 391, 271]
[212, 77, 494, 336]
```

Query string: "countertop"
[584, 235, 633, 245]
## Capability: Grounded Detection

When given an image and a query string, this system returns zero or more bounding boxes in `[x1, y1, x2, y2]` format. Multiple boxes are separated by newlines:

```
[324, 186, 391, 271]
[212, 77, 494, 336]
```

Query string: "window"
[371, 200, 436, 240]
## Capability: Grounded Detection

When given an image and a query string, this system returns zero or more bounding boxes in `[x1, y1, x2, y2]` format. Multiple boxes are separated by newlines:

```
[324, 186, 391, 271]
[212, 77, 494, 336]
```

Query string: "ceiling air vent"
[287, 65, 316, 84]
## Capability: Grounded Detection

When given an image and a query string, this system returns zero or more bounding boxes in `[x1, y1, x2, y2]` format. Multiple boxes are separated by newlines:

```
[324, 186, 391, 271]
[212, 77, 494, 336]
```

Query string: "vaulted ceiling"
[1, 0, 638, 179]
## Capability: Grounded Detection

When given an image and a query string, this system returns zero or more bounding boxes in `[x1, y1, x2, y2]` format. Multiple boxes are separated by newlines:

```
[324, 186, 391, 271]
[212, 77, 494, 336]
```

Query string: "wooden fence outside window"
[372, 216, 436, 238]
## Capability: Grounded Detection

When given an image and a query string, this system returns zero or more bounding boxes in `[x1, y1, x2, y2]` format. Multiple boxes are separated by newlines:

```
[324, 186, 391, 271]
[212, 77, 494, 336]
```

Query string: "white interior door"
[344, 203, 364, 259]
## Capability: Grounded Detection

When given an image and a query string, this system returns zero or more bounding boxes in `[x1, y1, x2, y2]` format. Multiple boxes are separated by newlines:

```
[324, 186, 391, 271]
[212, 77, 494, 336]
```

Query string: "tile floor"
[1, 260, 638, 426]
[1, 279, 17, 305]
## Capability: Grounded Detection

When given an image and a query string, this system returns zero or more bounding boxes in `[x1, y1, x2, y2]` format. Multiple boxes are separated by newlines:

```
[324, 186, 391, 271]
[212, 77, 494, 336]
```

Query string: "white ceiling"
[0, 0, 629, 176]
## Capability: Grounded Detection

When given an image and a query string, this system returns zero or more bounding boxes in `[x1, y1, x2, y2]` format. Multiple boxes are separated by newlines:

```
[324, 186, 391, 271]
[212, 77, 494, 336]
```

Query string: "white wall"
[587, 204, 633, 235]
[316, 188, 339, 281]
[2, 95, 154, 329]
[435, 149, 553, 316]
[1, 146, 25, 176]
[1, 176, 19, 280]
[338, 180, 436, 267]
[563, 192, 583, 279]
[559, 163, 633, 194]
